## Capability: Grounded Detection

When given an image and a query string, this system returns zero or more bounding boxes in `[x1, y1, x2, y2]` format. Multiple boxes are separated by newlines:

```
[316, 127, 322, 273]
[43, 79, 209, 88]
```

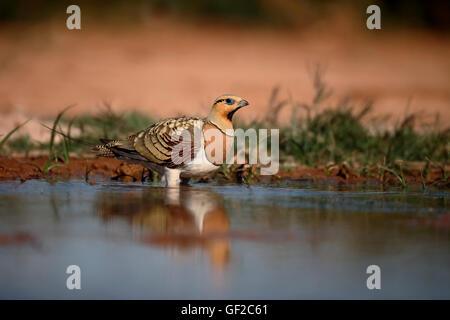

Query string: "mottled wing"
[133, 117, 202, 168]
[95, 117, 202, 168]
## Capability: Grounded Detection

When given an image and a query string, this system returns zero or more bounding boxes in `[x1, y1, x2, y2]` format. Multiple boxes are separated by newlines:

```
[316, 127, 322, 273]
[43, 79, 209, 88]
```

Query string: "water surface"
[0, 179, 449, 299]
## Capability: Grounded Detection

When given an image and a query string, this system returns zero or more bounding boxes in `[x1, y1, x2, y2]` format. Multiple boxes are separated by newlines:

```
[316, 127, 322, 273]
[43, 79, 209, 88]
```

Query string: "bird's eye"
[225, 98, 234, 105]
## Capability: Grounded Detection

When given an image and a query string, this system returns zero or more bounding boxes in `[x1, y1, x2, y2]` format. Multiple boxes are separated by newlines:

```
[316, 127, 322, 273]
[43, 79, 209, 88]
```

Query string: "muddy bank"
[0, 156, 123, 182]
[277, 164, 448, 188]
[0, 156, 447, 188]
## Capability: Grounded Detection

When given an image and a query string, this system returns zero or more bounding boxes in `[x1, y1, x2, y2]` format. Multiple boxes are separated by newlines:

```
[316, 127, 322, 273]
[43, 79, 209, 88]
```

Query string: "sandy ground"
[0, 17, 449, 140]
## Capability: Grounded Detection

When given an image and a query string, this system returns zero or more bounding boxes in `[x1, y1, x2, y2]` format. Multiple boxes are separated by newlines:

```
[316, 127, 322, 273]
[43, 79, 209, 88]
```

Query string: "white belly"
[181, 144, 219, 178]
[180, 125, 220, 178]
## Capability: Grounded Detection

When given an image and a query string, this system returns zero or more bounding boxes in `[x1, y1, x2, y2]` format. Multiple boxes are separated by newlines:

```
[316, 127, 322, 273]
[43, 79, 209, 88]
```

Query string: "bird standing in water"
[94, 95, 249, 186]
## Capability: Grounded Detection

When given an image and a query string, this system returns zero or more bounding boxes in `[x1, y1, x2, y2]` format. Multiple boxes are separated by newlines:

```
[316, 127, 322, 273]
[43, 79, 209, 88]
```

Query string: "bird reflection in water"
[98, 187, 230, 270]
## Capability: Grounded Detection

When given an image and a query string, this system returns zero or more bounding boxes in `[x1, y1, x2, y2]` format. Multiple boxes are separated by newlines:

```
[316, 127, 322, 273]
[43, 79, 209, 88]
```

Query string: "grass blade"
[49, 105, 75, 157]
[0, 119, 30, 151]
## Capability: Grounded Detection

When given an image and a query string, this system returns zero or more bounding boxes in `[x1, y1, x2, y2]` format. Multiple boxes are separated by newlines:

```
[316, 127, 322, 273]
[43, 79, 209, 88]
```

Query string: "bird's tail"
[93, 138, 147, 161]
[93, 137, 138, 157]
[93, 137, 165, 175]
[93, 139, 117, 158]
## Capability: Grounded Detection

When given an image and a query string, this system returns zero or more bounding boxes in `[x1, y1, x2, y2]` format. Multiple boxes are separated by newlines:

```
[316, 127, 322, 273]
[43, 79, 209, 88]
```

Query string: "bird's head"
[207, 94, 249, 131]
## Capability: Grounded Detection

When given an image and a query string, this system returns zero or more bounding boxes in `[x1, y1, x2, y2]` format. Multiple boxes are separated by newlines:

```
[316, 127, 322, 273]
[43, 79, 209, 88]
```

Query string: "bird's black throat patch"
[227, 107, 242, 121]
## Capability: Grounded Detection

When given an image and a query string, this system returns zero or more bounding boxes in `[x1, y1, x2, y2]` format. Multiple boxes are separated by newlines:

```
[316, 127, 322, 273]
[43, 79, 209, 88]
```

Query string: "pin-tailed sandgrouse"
[94, 95, 249, 186]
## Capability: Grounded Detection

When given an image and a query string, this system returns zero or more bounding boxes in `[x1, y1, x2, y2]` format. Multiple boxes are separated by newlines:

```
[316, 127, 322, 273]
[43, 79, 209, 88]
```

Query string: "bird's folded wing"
[133, 117, 202, 168]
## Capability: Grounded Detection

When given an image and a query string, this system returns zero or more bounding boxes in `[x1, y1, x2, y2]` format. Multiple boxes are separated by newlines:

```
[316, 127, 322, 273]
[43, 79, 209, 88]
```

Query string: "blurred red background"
[0, 0, 449, 138]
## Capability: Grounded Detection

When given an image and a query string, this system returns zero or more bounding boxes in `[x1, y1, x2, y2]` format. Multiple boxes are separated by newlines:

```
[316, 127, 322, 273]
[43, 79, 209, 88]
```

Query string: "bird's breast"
[178, 122, 222, 178]
[202, 123, 234, 166]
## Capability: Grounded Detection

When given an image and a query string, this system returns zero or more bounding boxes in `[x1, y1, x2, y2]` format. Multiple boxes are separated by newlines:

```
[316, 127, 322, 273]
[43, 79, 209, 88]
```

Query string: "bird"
[94, 95, 249, 187]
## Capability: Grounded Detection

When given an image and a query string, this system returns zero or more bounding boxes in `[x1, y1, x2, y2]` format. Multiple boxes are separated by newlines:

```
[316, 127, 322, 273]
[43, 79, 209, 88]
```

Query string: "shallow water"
[0, 179, 449, 299]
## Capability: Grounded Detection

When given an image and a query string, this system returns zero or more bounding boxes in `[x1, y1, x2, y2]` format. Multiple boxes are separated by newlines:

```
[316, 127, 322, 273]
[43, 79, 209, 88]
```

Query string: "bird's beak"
[238, 100, 249, 108]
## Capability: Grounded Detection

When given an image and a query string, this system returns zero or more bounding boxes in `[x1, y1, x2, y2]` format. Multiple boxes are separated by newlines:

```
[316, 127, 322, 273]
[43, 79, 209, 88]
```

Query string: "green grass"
[26, 159, 60, 174]
[276, 107, 448, 167]
[0, 119, 30, 153]
[2, 73, 448, 186]
[240, 69, 448, 179]
[2, 134, 32, 155]
[56, 106, 154, 154]
[3, 105, 156, 156]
